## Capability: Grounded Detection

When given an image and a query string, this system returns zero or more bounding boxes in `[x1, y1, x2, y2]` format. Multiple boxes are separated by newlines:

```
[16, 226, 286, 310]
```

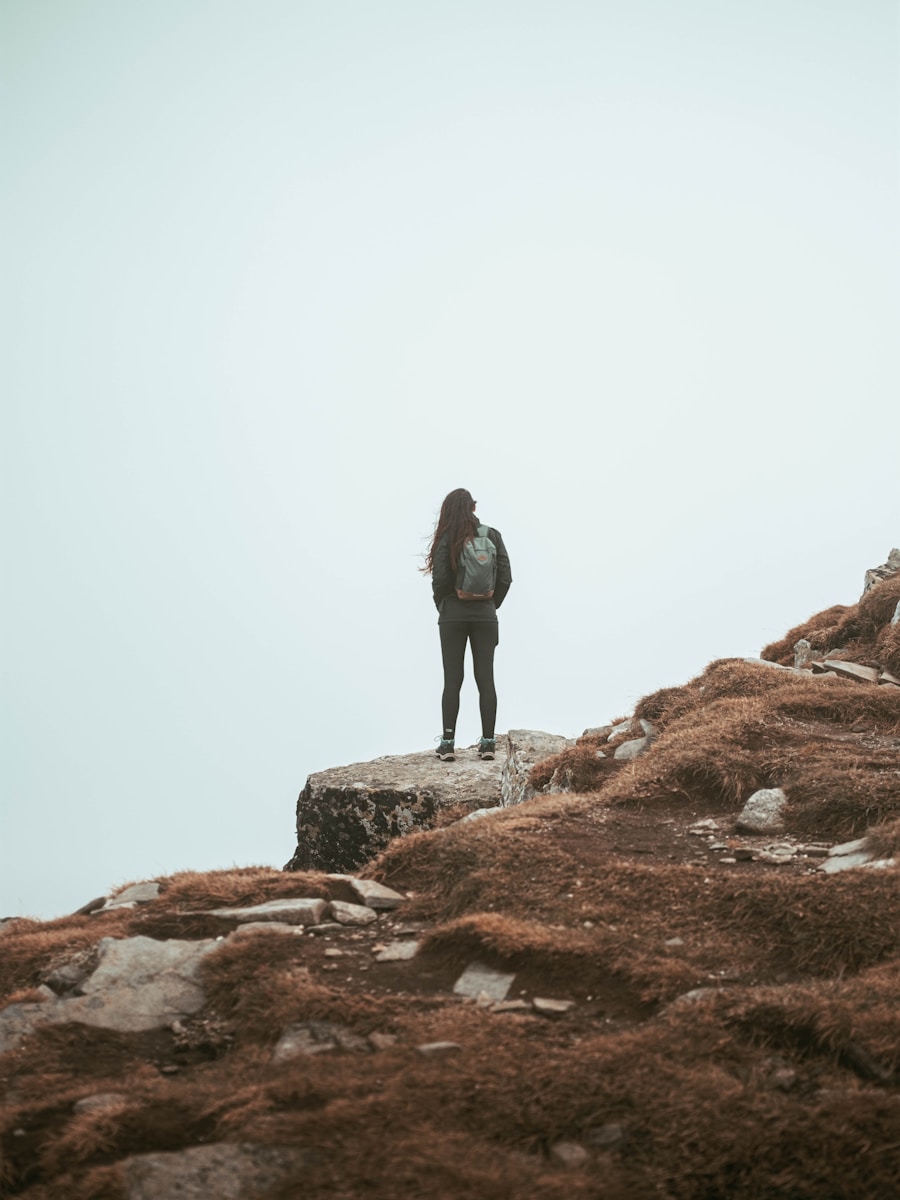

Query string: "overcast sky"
[4, 0, 898, 920]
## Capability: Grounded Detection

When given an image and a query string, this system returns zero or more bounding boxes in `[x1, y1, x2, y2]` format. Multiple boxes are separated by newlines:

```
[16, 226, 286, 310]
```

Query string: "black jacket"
[432, 525, 512, 623]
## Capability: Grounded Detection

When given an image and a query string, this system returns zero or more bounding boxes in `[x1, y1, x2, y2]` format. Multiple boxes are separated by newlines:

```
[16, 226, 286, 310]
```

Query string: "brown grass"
[4, 568, 900, 1199]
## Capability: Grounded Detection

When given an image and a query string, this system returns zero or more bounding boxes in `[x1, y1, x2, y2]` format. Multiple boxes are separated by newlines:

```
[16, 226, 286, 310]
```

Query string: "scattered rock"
[550, 1140, 589, 1168]
[228, 922, 301, 938]
[689, 819, 720, 833]
[273, 1021, 367, 1061]
[329, 900, 378, 926]
[584, 1122, 626, 1150]
[742, 658, 805, 673]
[793, 639, 822, 667]
[812, 660, 881, 685]
[736, 788, 787, 834]
[416, 1041, 462, 1055]
[819, 838, 878, 874]
[73, 1092, 127, 1114]
[614, 736, 650, 761]
[829, 837, 868, 857]
[607, 719, 633, 740]
[491, 999, 531, 1014]
[374, 940, 419, 962]
[342, 878, 407, 910]
[532, 997, 574, 1017]
[209, 899, 328, 926]
[368, 1031, 398, 1051]
[452, 962, 515, 1001]
[70, 935, 218, 1032]
[1, 935, 219, 1054]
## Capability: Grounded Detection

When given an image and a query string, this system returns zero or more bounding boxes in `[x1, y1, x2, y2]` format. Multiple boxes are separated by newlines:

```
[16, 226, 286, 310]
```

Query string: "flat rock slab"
[340, 877, 407, 910]
[228, 922, 301, 938]
[209, 899, 328, 925]
[817, 660, 881, 685]
[374, 940, 420, 962]
[829, 837, 869, 858]
[123, 1142, 310, 1200]
[453, 962, 516, 1001]
[820, 852, 874, 874]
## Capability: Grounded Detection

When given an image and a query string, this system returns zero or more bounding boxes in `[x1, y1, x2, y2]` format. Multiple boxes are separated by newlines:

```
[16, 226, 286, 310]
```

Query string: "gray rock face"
[736, 788, 788, 834]
[0, 935, 219, 1053]
[500, 729, 575, 806]
[614, 737, 650, 761]
[862, 547, 900, 595]
[285, 730, 570, 874]
[122, 1142, 310, 1200]
[793, 639, 823, 667]
[69, 935, 218, 1032]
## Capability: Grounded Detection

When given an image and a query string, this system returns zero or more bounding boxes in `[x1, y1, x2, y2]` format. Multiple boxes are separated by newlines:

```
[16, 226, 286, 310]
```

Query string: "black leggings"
[439, 620, 499, 739]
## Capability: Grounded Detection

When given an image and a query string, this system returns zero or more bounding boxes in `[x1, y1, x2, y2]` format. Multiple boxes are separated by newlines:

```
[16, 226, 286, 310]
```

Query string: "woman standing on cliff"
[423, 488, 512, 762]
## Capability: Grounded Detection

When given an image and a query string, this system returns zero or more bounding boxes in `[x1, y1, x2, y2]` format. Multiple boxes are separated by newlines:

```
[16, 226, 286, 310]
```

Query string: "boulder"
[736, 788, 788, 834]
[284, 731, 570, 874]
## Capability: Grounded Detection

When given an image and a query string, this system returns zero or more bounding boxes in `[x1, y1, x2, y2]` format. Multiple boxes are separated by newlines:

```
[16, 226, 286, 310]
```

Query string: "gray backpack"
[456, 525, 497, 599]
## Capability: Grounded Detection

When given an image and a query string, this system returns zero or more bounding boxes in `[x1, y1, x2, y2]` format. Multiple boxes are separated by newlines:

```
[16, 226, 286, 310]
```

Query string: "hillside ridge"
[2, 551, 899, 1199]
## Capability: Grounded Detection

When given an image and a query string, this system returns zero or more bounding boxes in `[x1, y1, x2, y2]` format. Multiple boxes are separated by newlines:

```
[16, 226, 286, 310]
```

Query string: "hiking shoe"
[436, 739, 455, 762]
[478, 737, 496, 760]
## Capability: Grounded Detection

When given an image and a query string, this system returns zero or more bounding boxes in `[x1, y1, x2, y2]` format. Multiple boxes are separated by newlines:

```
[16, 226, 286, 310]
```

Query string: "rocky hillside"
[2, 553, 899, 1199]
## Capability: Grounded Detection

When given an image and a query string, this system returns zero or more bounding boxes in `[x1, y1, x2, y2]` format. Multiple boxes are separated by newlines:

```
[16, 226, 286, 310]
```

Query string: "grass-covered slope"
[2, 572, 899, 1199]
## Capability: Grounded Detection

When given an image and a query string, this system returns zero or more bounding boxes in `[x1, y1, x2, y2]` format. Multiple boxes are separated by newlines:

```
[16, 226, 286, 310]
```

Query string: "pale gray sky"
[4, 0, 898, 919]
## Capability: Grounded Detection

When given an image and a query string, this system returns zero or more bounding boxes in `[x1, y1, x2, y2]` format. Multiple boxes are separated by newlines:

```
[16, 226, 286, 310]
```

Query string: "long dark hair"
[423, 488, 478, 574]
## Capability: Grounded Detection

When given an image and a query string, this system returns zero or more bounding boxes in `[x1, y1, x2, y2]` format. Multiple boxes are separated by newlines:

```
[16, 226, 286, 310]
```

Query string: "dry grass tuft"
[762, 574, 900, 667]
[5, 566, 900, 1199]
[0, 913, 131, 996]
[158, 866, 329, 910]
